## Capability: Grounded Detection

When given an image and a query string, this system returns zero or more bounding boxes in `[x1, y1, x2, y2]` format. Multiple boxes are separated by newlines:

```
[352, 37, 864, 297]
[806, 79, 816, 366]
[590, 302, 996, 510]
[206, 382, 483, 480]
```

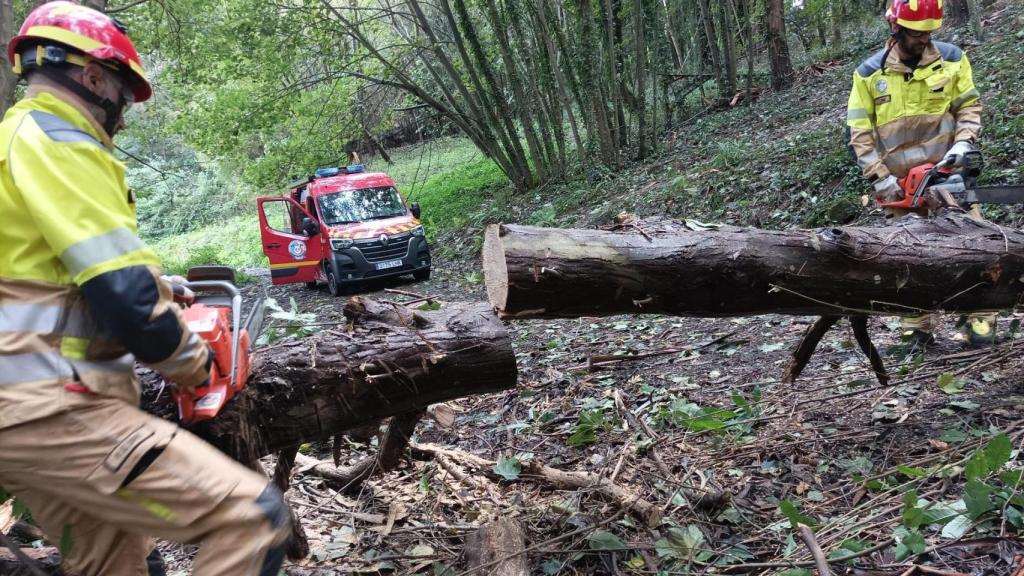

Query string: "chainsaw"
[877, 150, 1024, 210]
[173, 266, 266, 425]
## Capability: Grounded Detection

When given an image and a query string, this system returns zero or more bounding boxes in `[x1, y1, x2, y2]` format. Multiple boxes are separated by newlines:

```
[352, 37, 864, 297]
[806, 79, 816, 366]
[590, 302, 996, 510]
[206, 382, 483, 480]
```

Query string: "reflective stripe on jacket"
[0, 90, 208, 428]
[846, 40, 982, 181]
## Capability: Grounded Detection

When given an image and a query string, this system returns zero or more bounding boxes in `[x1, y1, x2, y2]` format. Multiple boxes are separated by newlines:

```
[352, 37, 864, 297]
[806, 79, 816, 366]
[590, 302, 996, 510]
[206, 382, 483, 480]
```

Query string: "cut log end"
[483, 224, 509, 314]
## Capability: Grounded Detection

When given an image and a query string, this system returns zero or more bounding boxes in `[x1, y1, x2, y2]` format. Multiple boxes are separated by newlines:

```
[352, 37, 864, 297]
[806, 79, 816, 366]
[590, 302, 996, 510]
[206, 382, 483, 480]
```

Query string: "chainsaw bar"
[243, 294, 267, 348]
[959, 185, 1024, 205]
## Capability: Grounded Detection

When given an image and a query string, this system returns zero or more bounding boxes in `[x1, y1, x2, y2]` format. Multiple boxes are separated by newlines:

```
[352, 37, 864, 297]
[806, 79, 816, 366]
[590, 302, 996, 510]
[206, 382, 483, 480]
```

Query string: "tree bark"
[464, 518, 528, 576]
[766, 0, 794, 90]
[0, 545, 61, 575]
[142, 297, 516, 463]
[482, 215, 1024, 319]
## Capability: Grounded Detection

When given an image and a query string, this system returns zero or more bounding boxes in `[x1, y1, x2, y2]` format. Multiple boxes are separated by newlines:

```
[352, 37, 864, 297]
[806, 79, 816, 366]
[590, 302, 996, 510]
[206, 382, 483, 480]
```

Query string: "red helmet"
[886, 0, 943, 33]
[7, 1, 151, 102]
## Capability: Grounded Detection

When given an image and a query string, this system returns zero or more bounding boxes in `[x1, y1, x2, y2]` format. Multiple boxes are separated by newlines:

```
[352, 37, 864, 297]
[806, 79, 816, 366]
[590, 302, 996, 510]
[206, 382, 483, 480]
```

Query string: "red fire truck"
[257, 164, 431, 296]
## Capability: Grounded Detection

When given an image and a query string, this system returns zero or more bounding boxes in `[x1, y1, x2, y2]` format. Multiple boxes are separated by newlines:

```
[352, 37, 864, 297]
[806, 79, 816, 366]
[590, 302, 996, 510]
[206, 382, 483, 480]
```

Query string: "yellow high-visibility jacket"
[847, 39, 981, 181]
[0, 90, 208, 428]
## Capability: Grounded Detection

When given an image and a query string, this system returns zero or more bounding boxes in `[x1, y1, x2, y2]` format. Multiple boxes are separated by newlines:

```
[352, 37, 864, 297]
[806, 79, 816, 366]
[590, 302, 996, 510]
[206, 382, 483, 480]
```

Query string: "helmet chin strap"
[36, 66, 126, 138]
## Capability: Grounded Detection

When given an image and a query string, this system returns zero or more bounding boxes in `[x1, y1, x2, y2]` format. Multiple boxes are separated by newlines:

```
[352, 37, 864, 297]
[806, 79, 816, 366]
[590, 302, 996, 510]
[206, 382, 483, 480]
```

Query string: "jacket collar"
[18, 87, 114, 150]
[884, 38, 942, 74]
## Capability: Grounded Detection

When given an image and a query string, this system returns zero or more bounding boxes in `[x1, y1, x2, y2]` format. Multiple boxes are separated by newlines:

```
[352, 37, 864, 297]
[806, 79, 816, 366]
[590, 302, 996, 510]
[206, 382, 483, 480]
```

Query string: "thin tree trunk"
[766, 0, 793, 90]
[830, 1, 842, 48]
[633, 0, 646, 157]
[696, 0, 727, 103]
[966, 0, 984, 40]
[717, 0, 737, 98]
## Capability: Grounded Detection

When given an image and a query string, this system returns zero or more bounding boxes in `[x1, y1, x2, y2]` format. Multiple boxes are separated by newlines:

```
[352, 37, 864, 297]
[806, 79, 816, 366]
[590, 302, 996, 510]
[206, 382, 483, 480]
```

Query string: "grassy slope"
[150, 3, 1024, 274]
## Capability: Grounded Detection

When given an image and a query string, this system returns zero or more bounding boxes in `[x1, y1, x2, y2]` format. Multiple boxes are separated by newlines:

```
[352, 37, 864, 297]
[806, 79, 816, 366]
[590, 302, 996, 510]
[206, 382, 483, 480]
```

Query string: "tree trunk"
[696, 0, 727, 104]
[965, 0, 984, 40]
[830, 1, 842, 47]
[142, 298, 516, 462]
[766, 0, 793, 90]
[0, 0, 50, 116]
[946, 0, 969, 27]
[482, 215, 1024, 319]
[717, 0, 737, 98]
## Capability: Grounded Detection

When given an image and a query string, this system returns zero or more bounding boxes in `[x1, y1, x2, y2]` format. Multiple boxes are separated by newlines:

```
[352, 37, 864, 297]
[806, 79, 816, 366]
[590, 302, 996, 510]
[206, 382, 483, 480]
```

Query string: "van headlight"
[331, 238, 354, 251]
[410, 225, 425, 237]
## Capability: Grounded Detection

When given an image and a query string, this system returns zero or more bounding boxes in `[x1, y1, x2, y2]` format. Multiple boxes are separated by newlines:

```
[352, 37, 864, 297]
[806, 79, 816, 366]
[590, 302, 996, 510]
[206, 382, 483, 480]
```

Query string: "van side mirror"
[410, 202, 421, 219]
[301, 217, 320, 237]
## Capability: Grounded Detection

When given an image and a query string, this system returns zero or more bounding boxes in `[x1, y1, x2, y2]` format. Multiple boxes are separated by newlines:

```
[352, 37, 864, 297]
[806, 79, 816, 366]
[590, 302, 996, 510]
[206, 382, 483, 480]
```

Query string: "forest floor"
[160, 254, 1024, 575]
[153, 4, 1024, 575]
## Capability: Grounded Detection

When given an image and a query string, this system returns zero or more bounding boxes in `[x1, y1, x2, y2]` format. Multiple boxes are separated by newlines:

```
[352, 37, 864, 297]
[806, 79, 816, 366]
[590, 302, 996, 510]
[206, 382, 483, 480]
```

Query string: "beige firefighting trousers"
[0, 393, 290, 576]
[888, 205, 996, 333]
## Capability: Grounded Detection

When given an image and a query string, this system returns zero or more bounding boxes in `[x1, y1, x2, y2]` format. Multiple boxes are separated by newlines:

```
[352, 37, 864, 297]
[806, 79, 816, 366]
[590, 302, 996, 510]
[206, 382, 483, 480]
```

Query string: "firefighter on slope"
[846, 0, 995, 349]
[0, 3, 290, 575]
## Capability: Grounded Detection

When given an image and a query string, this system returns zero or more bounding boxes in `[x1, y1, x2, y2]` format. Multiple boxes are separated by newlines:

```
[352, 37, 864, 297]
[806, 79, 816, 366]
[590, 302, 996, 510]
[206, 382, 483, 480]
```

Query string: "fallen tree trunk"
[464, 518, 528, 576]
[142, 297, 516, 463]
[483, 213, 1024, 319]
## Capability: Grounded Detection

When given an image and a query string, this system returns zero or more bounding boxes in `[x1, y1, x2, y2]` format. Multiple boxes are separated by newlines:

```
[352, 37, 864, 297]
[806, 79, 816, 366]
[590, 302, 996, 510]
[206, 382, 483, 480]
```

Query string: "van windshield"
[317, 186, 407, 225]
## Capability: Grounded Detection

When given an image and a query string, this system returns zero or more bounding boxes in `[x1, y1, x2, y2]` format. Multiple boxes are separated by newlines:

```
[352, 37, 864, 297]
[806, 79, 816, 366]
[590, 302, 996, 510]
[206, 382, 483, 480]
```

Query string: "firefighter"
[0, 3, 290, 575]
[846, 0, 995, 349]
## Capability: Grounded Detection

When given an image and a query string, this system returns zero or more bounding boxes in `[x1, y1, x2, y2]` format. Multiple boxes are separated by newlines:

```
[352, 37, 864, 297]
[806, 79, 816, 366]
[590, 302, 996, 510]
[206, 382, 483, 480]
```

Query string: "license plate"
[375, 259, 404, 270]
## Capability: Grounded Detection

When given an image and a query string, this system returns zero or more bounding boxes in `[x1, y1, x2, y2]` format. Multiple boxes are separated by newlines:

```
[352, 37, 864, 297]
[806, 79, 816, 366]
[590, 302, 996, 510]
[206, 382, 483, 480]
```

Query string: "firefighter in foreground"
[847, 0, 995, 349]
[0, 3, 290, 574]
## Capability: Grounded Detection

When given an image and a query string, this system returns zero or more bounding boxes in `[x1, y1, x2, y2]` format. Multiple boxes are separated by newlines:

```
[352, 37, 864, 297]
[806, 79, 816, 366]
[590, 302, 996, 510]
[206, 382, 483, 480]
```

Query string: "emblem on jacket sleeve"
[876, 79, 888, 94]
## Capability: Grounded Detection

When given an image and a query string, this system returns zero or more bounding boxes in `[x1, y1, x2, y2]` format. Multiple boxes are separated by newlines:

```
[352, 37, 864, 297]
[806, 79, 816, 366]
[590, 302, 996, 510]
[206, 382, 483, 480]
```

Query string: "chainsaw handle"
[182, 280, 242, 389]
[909, 157, 953, 207]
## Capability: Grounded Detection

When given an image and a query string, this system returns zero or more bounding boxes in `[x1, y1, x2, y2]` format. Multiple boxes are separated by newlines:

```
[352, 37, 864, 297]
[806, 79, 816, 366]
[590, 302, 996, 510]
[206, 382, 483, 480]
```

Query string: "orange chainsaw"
[877, 150, 1024, 210]
[174, 266, 265, 425]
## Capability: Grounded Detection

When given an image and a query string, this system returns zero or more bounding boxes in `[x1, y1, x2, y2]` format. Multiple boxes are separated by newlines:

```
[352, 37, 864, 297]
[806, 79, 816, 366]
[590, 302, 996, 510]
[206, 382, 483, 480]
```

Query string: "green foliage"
[779, 499, 817, 529]
[258, 298, 318, 345]
[936, 372, 966, 394]
[654, 525, 705, 560]
[493, 456, 522, 481]
[152, 215, 264, 275]
[588, 530, 627, 551]
[567, 408, 608, 448]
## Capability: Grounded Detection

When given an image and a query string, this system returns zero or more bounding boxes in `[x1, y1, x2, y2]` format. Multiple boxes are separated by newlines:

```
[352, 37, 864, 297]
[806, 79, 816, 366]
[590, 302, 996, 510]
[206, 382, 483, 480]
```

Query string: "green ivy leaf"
[828, 539, 868, 561]
[894, 530, 927, 561]
[940, 514, 972, 539]
[897, 465, 929, 478]
[936, 372, 965, 394]
[655, 525, 705, 559]
[1006, 506, 1024, 529]
[965, 452, 988, 482]
[982, 434, 1012, 473]
[540, 558, 562, 575]
[779, 499, 817, 529]
[588, 530, 626, 551]
[964, 479, 995, 519]
[493, 457, 522, 481]
[901, 487, 925, 528]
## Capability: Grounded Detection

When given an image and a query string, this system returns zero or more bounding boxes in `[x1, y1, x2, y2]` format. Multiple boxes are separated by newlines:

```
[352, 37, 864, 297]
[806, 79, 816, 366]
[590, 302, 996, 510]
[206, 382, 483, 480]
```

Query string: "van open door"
[257, 197, 324, 285]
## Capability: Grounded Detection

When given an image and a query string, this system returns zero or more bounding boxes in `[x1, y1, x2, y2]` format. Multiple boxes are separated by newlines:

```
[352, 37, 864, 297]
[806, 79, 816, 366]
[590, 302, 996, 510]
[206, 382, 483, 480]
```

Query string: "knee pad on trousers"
[255, 484, 290, 576]
[146, 548, 167, 576]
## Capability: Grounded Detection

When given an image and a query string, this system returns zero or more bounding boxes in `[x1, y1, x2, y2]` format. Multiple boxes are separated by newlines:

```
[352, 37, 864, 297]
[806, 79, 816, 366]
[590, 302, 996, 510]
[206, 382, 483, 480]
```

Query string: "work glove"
[873, 174, 904, 203]
[161, 274, 195, 305]
[943, 140, 975, 166]
[170, 346, 214, 396]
